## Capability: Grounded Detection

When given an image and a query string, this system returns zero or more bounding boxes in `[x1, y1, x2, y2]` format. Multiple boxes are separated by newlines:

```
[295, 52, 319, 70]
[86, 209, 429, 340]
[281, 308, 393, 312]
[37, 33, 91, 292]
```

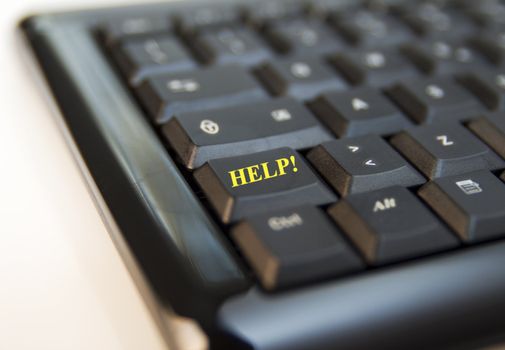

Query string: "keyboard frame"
[19, 0, 505, 349]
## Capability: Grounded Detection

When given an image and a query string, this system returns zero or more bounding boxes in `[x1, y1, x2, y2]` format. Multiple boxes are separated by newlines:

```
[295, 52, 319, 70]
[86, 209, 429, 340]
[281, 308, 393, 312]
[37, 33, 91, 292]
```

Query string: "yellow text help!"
[228, 156, 298, 188]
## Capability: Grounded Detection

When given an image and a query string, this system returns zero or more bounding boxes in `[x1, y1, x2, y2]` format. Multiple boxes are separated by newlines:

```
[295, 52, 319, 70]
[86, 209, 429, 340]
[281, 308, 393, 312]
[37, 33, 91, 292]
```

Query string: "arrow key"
[308, 135, 425, 196]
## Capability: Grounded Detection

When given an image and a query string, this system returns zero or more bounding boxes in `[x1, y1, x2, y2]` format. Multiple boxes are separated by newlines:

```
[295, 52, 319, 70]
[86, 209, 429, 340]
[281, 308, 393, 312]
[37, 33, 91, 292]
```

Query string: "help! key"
[194, 148, 336, 223]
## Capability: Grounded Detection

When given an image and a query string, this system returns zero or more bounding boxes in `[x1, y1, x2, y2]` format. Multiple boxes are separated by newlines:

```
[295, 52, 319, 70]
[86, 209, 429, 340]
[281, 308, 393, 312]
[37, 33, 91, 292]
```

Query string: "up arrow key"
[348, 145, 360, 153]
[365, 159, 377, 166]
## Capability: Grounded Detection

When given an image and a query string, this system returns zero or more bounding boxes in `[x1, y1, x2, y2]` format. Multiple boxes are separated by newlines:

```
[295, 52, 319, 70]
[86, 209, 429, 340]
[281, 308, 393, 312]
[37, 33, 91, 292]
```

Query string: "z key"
[194, 148, 336, 223]
[391, 122, 505, 179]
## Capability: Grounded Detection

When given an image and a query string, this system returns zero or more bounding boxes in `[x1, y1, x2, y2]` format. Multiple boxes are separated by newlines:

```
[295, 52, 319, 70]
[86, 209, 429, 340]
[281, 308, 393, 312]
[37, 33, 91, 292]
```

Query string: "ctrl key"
[231, 206, 364, 291]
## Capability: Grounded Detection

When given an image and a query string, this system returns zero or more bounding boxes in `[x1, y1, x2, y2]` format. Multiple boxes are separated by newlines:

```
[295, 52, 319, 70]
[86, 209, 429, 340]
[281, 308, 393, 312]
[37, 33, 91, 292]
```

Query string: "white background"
[0, 1, 167, 349]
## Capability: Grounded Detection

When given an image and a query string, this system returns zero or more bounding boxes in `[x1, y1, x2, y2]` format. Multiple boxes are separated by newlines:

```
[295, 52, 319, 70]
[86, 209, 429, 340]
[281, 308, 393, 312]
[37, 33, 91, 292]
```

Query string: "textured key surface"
[163, 97, 333, 169]
[329, 186, 459, 265]
[309, 87, 412, 137]
[194, 148, 336, 223]
[136, 65, 267, 123]
[231, 205, 364, 290]
[308, 135, 424, 195]
[391, 122, 505, 179]
[419, 170, 505, 243]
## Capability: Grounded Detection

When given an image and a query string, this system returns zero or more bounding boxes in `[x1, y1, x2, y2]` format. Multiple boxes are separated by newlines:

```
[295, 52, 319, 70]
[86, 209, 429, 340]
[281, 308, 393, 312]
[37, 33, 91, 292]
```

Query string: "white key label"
[373, 198, 397, 212]
[352, 98, 369, 111]
[456, 179, 482, 195]
[268, 213, 303, 231]
[200, 120, 220, 135]
[426, 84, 445, 99]
[167, 79, 200, 93]
[436, 135, 454, 146]
[271, 109, 292, 122]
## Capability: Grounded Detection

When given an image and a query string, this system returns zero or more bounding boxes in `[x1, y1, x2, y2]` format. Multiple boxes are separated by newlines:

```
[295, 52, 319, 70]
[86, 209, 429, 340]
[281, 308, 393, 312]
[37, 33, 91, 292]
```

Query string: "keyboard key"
[242, 1, 304, 27]
[100, 16, 172, 44]
[111, 36, 196, 85]
[419, 170, 505, 243]
[468, 112, 505, 159]
[263, 18, 346, 55]
[401, 39, 489, 75]
[308, 135, 424, 196]
[330, 47, 418, 86]
[470, 28, 505, 65]
[190, 28, 272, 66]
[231, 205, 364, 290]
[329, 186, 459, 265]
[163, 97, 333, 169]
[464, 1, 505, 29]
[174, 6, 240, 34]
[194, 148, 336, 223]
[387, 76, 486, 123]
[255, 56, 347, 100]
[333, 10, 412, 47]
[391, 122, 505, 179]
[309, 87, 412, 137]
[396, 3, 475, 39]
[136, 65, 267, 123]
[458, 69, 505, 110]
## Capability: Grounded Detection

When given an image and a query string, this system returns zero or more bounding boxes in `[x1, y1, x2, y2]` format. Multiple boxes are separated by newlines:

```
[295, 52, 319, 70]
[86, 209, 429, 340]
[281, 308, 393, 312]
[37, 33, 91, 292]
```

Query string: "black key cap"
[470, 28, 505, 65]
[194, 148, 336, 223]
[387, 76, 486, 123]
[163, 97, 333, 169]
[174, 6, 240, 34]
[190, 28, 271, 66]
[309, 87, 412, 137]
[458, 69, 505, 110]
[330, 47, 418, 86]
[401, 39, 489, 75]
[263, 18, 346, 55]
[333, 10, 412, 47]
[397, 3, 475, 39]
[329, 186, 459, 265]
[255, 56, 347, 100]
[242, 1, 304, 28]
[464, 1, 505, 28]
[231, 205, 364, 290]
[468, 112, 505, 159]
[419, 170, 505, 243]
[308, 135, 424, 196]
[136, 65, 267, 123]
[100, 16, 171, 45]
[391, 122, 505, 179]
[111, 36, 196, 85]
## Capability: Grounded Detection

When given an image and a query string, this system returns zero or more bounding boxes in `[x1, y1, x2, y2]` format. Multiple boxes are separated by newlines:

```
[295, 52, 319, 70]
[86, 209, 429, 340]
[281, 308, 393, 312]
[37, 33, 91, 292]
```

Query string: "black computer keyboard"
[21, 0, 505, 349]
[98, 0, 505, 290]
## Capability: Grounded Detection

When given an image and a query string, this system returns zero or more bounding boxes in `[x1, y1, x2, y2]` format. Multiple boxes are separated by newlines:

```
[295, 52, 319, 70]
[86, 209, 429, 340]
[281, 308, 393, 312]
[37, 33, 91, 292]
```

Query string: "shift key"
[194, 148, 336, 223]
